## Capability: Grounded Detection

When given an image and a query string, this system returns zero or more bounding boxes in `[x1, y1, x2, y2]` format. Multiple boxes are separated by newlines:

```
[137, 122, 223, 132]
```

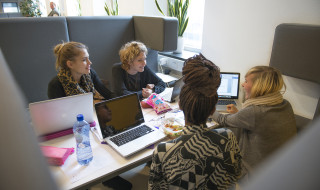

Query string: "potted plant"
[155, 0, 189, 53]
[77, 0, 82, 16]
[104, 0, 119, 16]
[19, 0, 42, 17]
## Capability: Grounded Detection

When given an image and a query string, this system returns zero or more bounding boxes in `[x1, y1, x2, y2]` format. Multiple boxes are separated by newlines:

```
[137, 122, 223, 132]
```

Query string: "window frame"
[2, 2, 19, 13]
[182, 0, 205, 52]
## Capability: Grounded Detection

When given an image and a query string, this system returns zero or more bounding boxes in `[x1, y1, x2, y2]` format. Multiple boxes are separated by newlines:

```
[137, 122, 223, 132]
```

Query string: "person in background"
[48, 2, 60, 16]
[212, 66, 297, 175]
[148, 54, 242, 190]
[48, 41, 114, 103]
[48, 42, 131, 189]
[112, 41, 166, 100]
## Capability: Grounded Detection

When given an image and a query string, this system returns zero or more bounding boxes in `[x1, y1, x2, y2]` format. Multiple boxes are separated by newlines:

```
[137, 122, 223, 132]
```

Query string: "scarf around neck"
[242, 92, 283, 109]
[57, 68, 104, 100]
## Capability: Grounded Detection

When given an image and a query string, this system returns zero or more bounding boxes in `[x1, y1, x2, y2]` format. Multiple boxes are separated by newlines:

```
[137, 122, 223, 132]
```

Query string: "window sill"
[159, 50, 198, 61]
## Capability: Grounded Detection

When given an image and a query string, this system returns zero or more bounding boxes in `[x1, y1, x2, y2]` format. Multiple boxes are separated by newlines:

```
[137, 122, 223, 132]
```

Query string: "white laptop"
[94, 93, 166, 157]
[216, 72, 240, 111]
[29, 93, 94, 137]
[159, 77, 184, 103]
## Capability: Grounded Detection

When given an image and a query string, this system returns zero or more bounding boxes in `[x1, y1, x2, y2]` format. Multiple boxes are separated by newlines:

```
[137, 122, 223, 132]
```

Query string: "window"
[38, 0, 48, 17]
[66, 0, 81, 16]
[2, 2, 19, 13]
[183, 0, 205, 52]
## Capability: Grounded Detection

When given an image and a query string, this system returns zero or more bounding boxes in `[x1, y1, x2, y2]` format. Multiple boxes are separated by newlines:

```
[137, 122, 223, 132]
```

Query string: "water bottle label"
[78, 143, 86, 148]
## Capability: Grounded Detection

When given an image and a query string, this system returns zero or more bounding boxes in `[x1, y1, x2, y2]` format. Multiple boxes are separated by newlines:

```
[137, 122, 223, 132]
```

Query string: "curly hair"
[119, 41, 148, 71]
[179, 54, 221, 125]
[53, 41, 88, 71]
[246, 66, 285, 98]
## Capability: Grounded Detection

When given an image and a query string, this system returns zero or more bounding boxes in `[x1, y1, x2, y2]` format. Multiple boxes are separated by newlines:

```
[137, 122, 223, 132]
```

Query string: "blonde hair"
[119, 41, 148, 71]
[246, 66, 285, 98]
[53, 41, 88, 71]
[179, 54, 220, 125]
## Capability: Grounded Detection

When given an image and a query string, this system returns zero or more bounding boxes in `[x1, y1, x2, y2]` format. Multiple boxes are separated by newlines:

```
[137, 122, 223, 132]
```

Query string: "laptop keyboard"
[110, 125, 154, 147]
[217, 100, 236, 105]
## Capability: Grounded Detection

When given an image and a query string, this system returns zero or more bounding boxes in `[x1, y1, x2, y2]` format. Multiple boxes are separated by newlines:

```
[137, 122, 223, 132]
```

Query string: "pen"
[90, 127, 103, 142]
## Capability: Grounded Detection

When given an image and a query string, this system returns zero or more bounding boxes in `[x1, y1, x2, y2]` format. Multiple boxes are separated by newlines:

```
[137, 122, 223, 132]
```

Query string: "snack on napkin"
[162, 121, 184, 139]
[146, 93, 172, 114]
[162, 110, 185, 139]
[41, 146, 74, 166]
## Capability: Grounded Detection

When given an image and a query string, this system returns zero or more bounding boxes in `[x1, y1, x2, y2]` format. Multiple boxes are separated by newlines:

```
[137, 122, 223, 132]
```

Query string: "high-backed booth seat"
[0, 16, 178, 103]
[269, 23, 320, 131]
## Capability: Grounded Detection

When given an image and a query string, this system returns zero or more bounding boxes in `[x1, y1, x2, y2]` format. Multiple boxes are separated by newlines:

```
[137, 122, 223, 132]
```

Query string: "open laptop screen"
[95, 93, 144, 139]
[217, 72, 240, 99]
[29, 93, 94, 137]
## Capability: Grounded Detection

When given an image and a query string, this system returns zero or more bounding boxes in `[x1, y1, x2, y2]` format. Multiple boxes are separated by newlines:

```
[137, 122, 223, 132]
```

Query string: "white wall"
[144, 0, 167, 16]
[91, 0, 146, 16]
[202, 0, 320, 119]
[118, 0, 144, 15]
[80, 0, 93, 16]
[43, 0, 162, 17]
[92, 0, 108, 16]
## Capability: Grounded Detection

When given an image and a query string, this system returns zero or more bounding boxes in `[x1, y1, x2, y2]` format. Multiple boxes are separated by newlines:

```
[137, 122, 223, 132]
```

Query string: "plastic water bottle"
[73, 114, 93, 165]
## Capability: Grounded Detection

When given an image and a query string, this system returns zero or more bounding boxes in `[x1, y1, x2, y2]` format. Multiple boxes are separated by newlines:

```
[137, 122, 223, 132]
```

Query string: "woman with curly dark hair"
[148, 54, 242, 190]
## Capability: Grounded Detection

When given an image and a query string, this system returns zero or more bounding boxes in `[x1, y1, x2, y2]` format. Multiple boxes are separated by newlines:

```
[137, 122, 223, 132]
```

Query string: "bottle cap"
[77, 114, 84, 121]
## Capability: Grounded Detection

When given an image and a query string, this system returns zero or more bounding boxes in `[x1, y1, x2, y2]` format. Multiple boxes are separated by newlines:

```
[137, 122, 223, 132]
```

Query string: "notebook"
[29, 93, 94, 138]
[95, 93, 166, 157]
[216, 72, 240, 111]
[159, 77, 184, 103]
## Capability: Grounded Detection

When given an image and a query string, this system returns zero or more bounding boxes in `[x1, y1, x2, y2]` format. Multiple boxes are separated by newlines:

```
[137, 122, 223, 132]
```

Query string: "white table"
[44, 102, 179, 190]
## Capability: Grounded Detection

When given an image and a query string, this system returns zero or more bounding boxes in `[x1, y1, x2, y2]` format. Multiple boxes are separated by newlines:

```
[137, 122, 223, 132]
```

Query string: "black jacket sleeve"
[141, 66, 166, 95]
[47, 76, 66, 99]
[112, 63, 140, 98]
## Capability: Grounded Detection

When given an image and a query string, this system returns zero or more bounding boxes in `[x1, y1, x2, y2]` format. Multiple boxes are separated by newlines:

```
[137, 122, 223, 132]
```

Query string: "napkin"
[41, 146, 74, 166]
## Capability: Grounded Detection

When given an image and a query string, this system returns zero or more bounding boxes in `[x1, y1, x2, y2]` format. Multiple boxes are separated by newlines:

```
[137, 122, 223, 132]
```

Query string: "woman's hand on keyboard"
[226, 104, 238, 114]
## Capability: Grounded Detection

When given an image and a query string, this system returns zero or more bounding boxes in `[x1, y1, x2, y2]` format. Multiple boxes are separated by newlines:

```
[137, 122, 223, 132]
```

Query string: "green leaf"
[167, 0, 173, 17]
[19, 0, 42, 17]
[104, 3, 111, 15]
[179, 17, 189, 36]
[104, 0, 118, 16]
[174, 0, 179, 17]
[155, 0, 190, 36]
[155, 0, 165, 16]
[115, 0, 119, 15]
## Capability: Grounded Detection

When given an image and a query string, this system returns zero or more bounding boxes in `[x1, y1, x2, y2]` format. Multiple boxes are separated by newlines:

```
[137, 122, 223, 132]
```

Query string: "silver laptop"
[29, 93, 94, 137]
[159, 77, 184, 103]
[216, 72, 240, 111]
[95, 93, 166, 157]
